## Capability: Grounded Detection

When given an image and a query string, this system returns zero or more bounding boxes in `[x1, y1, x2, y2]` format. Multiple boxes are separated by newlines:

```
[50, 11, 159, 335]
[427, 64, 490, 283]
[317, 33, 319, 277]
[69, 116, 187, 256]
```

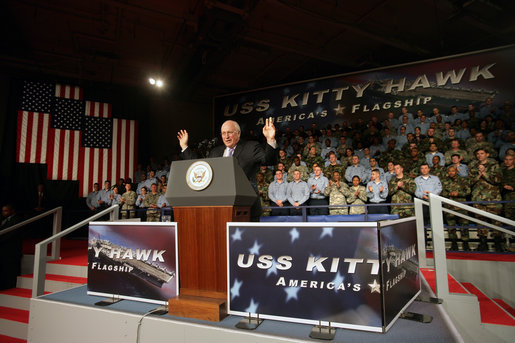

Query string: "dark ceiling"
[1, 0, 514, 103]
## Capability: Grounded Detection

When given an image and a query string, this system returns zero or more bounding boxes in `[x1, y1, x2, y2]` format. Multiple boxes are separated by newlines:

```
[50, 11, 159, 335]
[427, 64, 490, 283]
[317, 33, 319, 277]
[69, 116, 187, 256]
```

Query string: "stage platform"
[28, 283, 461, 343]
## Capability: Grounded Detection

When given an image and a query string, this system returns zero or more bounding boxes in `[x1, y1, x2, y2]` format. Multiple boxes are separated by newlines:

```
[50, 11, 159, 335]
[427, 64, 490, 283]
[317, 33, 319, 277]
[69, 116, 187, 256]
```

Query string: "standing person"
[441, 166, 472, 251]
[307, 166, 329, 215]
[86, 183, 100, 211]
[469, 148, 503, 251]
[388, 164, 416, 218]
[268, 170, 289, 216]
[287, 170, 310, 216]
[501, 154, 515, 222]
[144, 184, 161, 222]
[120, 183, 137, 219]
[98, 180, 113, 208]
[345, 155, 366, 184]
[366, 169, 389, 214]
[135, 187, 147, 221]
[256, 173, 270, 216]
[415, 163, 442, 226]
[324, 171, 351, 215]
[178, 118, 277, 220]
[0, 204, 23, 290]
[347, 176, 367, 214]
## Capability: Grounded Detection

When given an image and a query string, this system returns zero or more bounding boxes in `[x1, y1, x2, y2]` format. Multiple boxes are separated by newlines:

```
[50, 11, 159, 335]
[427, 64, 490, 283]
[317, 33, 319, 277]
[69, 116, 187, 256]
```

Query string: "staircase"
[421, 263, 515, 342]
[0, 239, 88, 342]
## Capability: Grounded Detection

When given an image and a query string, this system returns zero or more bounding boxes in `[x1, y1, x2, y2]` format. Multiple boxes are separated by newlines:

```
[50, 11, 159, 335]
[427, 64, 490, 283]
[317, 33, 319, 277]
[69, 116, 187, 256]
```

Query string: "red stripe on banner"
[66, 131, 75, 180]
[133, 121, 138, 180]
[124, 120, 131, 179]
[79, 87, 84, 100]
[46, 128, 55, 179]
[98, 148, 104, 184]
[25, 112, 34, 164]
[115, 119, 122, 184]
[87, 148, 95, 196]
[77, 142, 86, 197]
[34, 113, 44, 164]
[16, 111, 24, 162]
[57, 130, 66, 180]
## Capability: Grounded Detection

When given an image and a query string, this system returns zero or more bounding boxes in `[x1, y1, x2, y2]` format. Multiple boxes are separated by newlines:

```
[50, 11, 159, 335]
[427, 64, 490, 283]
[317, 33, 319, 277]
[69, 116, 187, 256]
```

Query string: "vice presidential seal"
[186, 161, 213, 191]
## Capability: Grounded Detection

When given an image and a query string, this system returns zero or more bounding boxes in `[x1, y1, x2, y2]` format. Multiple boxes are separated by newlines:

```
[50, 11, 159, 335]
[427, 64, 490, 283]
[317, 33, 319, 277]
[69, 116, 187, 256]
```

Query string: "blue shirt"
[287, 180, 310, 205]
[345, 165, 366, 183]
[157, 194, 169, 208]
[307, 175, 329, 199]
[366, 180, 389, 203]
[426, 152, 445, 167]
[98, 189, 113, 204]
[363, 167, 385, 183]
[86, 191, 100, 208]
[415, 175, 442, 199]
[448, 164, 468, 178]
[268, 180, 289, 203]
[136, 194, 146, 207]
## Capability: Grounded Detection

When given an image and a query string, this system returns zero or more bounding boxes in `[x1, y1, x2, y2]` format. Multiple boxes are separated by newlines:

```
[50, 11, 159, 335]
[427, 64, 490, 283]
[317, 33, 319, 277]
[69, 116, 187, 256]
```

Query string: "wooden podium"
[165, 158, 257, 321]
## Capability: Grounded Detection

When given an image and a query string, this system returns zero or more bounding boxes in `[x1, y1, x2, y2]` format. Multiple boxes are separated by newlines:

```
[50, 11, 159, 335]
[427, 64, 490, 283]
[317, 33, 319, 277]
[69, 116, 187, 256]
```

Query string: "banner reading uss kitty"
[214, 45, 514, 132]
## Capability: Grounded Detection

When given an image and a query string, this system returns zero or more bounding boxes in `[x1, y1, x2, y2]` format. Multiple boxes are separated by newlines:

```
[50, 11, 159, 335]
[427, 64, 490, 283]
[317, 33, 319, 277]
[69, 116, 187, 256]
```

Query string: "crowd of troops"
[253, 101, 515, 252]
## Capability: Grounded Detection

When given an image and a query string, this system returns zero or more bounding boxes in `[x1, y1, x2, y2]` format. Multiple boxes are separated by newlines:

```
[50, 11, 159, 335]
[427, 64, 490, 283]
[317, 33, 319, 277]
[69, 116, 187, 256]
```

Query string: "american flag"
[16, 81, 138, 197]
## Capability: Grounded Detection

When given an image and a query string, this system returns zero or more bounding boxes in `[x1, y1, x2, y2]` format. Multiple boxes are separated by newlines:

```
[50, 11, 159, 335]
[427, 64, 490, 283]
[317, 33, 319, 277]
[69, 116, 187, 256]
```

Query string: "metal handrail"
[32, 205, 119, 297]
[0, 207, 63, 259]
[416, 194, 515, 300]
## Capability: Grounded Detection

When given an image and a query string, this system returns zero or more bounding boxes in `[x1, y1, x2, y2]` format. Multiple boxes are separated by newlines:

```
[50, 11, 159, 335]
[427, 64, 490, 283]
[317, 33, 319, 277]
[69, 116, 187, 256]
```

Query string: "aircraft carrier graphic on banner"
[89, 237, 175, 288]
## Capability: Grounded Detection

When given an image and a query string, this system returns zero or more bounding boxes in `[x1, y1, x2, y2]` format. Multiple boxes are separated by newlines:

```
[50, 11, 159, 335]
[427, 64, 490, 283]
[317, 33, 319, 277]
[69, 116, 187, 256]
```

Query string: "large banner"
[88, 222, 178, 305]
[227, 220, 419, 332]
[214, 45, 514, 132]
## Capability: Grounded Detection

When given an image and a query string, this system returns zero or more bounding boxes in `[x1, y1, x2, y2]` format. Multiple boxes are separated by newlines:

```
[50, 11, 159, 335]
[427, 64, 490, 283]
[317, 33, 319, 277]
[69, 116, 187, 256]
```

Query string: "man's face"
[293, 157, 300, 166]
[476, 149, 489, 162]
[329, 154, 337, 163]
[394, 165, 403, 175]
[352, 177, 360, 187]
[388, 112, 394, 119]
[279, 150, 286, 158]
[151, 184, 158, 193]
[275, 171, 283, 181]
[352, 156, 359, 165]
[448, 167, 457, 178]
[427, 128, 435, 136]
[314, 167, 322, 177]
[94, 184, 99, 192]
[432, 156, 440, 166]
[141, 187, 147, 195]
[1, 206, 11, 218]
[104, 182, 110, 190]
[257, 173, 264, 182]
[333, 172, 340, 181]
[149, 171, 155, 178]
[310, 147, 316, 155]
[369, 158, 377, 168]
[221, 121, 241, 148]
[371, 171, 379, 180]
[429, 144, 437, 152]
[451, 155, 460, 164]
[125, 183, 131, 192]
[411, 149, 419, 157]
[475, 133, 484, 142]
[293, 170, 301, 181]
[420, 165, 430, 176]
[141, 174, 146, 181]
[400, 126, 406, 134]
[278, 163, 285, 171]
[504, 155, 515, 168]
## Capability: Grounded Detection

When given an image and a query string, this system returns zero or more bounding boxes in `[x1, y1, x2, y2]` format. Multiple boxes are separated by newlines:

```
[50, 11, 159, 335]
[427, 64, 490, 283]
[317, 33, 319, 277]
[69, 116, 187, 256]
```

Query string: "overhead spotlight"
[156, 79, 163, 87]
[149, 77, 156, 85]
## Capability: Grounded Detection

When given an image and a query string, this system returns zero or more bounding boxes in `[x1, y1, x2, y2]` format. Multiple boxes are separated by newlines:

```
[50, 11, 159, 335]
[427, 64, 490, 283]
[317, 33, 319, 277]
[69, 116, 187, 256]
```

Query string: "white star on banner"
[320, 227, 333, 239]
[368, 279, 381, 294]
[231, 228, 243, 242]
[266, 258, 278, 277]
[245, 298, 259, 313]
[230, 278, 243, 300]
[332, 271, 345, 293]
[248, 240, 262, 255]
[284, 287, 300, 303]
[289, 228, 299, 243]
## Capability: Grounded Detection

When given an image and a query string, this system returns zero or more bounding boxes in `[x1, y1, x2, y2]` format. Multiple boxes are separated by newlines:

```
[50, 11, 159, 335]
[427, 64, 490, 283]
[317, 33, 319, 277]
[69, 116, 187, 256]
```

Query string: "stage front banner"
[88, 222, 179, 305]
[227, 219, 419, 332]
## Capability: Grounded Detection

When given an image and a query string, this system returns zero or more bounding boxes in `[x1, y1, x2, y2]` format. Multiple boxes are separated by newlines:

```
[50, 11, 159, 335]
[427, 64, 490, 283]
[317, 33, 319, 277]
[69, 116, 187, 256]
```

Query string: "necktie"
[228, 148, 234, 157]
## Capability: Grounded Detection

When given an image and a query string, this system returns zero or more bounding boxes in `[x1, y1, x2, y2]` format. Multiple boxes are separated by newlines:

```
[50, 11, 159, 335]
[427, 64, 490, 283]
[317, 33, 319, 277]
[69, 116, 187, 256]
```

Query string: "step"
[461, 283, 515, 326]
[0, 333, 26, 343]
[0, 288, 51, 312]
[17, 274, 87, 293]
[420, 268, 469, 294]
[0, 307, 28, 341]
[493, 299, 515, 317]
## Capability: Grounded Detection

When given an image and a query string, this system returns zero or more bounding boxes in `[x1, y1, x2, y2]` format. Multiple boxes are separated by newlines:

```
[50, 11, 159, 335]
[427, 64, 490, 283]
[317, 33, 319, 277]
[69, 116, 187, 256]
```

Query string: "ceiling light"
[149, 77, 156, 85]
[156, 80, 163, 87]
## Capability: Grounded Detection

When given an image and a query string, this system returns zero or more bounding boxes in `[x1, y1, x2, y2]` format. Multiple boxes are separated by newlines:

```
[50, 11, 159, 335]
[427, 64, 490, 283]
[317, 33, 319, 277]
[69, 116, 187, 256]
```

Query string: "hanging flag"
[16, 81, 138, 197]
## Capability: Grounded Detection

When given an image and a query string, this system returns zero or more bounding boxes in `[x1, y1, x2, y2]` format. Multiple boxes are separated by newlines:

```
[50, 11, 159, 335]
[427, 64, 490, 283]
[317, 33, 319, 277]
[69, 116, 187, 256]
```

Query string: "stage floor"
[28, 283, 460, 343]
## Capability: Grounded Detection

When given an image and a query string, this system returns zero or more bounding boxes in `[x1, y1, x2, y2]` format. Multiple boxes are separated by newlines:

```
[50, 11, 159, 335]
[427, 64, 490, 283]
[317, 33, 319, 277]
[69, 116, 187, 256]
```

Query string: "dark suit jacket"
[182, 139, 278, 182]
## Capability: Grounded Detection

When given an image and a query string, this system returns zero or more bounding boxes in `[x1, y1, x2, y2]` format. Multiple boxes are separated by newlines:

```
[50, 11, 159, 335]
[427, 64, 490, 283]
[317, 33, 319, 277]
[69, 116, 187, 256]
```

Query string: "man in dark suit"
[177, 118, 278, 219]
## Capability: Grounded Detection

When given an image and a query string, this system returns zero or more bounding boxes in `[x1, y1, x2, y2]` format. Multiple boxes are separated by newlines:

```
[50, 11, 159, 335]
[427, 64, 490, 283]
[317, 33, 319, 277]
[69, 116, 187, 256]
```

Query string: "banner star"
[248, 240, 263, 255]
[334, 104, 345, 116]
[284, 287, 300, 302]
[320, 227, 333, 239]
[231, 228, 243, 242]
[289, 228, 299, 243]
[368, 279, 381, 293]
[245, 298, 259, 313]
[230, 278, 243, 300]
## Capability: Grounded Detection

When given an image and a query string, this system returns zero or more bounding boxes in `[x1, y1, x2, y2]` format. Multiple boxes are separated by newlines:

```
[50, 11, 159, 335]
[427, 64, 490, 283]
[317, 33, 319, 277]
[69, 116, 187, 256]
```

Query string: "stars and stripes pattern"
[16, 81, 138, 197]
[227, 225, 383, 328]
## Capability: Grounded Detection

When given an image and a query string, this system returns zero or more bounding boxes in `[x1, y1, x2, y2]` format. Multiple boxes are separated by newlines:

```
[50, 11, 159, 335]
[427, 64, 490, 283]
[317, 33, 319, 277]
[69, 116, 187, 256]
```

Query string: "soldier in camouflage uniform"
[430, 156, 447, 180]
[501, 154, 515, 221]
[256, 172, 270, 216]
[120, 183, 137, 219]
[468, 148, 503, 251]
[277, 149, 292, 170]
[388, 164, 416, 218]
[441, 166, 472, 250]
[302, 136, 322, 158]
[347, 175, 367, 214]
[287, 156, 310, 182]
[324, 171, 351, 215]
[143, 183, 161, 222]
[379, 139, 402, 167]
[324, 152, 345, 178]
[466, 132, 498, 159]
[257, 166, 274, 184]
[304, 146, 325, 170]
[402, 147, 425, 178]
